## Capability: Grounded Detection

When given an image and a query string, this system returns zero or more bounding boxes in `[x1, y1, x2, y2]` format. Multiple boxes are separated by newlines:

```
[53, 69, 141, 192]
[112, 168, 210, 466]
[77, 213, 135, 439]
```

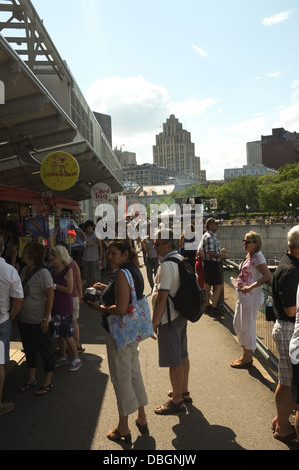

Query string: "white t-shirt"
[0, 257, 24, 324]
[237, 251, 266, 292]
[19, 267, 53, 324]
[152, 251, 182, 325]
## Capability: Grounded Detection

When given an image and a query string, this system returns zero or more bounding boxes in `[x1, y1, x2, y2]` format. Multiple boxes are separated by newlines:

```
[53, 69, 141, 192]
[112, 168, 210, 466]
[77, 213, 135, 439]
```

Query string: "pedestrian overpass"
[0, 0, 123, 208]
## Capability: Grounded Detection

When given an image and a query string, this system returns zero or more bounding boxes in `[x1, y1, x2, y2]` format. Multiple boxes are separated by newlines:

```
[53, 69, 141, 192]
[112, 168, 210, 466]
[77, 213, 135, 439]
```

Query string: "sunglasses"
[243, 239, 255, 243]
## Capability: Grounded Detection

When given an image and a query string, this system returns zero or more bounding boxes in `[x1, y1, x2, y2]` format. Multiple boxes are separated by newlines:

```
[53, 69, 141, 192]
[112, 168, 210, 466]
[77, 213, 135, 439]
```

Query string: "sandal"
[167, 391, 193, 403]
[107, 428, 131, 443]
[135, 419, 149, 435]
[230, 359, 253, 369]
[155, 399, 186, 415]
[34, 383, 53, 396]
[273, 430, 299, 446]
[19, 379, 37, 393]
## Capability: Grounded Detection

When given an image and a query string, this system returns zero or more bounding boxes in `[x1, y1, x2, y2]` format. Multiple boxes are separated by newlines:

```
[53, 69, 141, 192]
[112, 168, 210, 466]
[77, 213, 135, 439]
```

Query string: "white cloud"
[277, 104, 299, 131]
[85, 75, 219, 164]
[85, 76, 171, 138]
[262, 10, 292, 27]
[171, 97, 220, 117]
[266, 71, 282, 78]
[191, 45, 208, 57]
[224, 116, 269, 136]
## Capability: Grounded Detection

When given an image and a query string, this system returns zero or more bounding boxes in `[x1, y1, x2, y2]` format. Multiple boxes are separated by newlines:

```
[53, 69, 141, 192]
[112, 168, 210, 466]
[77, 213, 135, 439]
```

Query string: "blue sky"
[32, 0, 299, 180]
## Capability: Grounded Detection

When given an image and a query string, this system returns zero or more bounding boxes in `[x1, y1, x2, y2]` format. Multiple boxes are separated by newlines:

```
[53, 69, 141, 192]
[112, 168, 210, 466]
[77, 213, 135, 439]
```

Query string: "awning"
[0, 34, 123, 202]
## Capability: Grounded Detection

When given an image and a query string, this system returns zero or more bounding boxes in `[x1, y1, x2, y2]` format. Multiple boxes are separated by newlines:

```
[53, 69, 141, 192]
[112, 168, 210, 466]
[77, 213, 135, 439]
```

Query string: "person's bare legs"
[168, 364, 184, 404]
[273, 383, 296, 436]
[136, 406, 147, 426]
[204, 283, 211, 307]
[182, 357, 190, 394]
[0, 364, 14, 413]
[211, 284, 223, 308]
[107, 414, 130, 437]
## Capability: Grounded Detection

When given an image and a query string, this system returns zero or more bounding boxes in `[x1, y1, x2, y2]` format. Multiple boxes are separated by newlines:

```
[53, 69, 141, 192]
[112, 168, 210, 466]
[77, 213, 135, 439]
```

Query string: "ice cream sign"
[91, 182, 111, 202]
[40, 152, 80, 191]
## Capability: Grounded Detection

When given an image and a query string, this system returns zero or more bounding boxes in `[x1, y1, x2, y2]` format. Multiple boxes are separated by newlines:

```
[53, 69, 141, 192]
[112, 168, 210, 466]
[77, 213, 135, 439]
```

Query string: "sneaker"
[0, 402, 15, 416]
[68, 359, 82, 372]
[77, 346, 85, 354]
[55, 357, 68, 367]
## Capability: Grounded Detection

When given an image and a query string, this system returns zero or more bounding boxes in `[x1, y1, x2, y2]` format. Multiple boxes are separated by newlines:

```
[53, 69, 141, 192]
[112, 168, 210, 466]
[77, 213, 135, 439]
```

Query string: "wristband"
[53, 284, 57, 289]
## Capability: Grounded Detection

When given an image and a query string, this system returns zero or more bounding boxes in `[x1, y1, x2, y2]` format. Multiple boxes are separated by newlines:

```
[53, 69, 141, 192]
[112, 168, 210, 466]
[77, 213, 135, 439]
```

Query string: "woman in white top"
[18, 243, 55, 395]
[231, 231, 271, 369]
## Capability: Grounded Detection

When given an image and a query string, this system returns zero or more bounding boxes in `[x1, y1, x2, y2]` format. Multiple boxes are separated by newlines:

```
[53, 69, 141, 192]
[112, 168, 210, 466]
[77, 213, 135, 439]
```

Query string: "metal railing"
[222, 259, 278, 370]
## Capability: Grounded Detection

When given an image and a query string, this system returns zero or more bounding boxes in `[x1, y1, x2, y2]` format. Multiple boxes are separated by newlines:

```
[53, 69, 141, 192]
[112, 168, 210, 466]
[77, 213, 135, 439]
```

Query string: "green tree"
[216, 176, 259, 213]
[258, 164, 299, 213]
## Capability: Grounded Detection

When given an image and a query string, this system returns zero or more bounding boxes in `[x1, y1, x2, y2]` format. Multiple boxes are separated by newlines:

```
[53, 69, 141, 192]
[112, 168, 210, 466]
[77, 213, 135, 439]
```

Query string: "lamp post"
[289, 203, 292, 218]
[245, 205, 249, 224]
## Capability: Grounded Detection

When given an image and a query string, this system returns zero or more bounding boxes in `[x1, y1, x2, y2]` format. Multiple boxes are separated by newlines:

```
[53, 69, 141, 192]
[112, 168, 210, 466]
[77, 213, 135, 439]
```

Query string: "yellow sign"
[40, 152, 79, 191]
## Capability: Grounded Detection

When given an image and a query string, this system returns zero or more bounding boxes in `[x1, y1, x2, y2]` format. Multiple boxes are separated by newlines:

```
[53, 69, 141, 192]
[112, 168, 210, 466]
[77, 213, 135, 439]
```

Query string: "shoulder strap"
[22, 264, 46, 288]
[162, 257, 181, 327]
[120, 268, 137, 306]
[162, 256, 180, 264]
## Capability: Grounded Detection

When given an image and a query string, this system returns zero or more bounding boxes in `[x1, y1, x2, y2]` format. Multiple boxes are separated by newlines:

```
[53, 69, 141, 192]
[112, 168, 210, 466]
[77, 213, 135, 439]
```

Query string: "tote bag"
[107, 268, 154, 349]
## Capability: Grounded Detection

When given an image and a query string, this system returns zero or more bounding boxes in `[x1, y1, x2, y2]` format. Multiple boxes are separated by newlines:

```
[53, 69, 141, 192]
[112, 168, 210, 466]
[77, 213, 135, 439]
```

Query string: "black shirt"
[102, 262, 144, 331]
[272, 252, 299, 323]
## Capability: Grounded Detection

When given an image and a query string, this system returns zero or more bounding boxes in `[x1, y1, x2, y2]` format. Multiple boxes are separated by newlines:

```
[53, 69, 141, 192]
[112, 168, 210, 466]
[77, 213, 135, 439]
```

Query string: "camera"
[83, 287, 102, 303]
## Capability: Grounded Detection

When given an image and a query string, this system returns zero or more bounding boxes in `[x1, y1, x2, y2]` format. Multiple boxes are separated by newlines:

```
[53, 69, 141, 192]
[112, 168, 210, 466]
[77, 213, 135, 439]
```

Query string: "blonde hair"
[50, 245, 72, 266]
[288, 225, 299, 250]
[245, 231, 262, 251]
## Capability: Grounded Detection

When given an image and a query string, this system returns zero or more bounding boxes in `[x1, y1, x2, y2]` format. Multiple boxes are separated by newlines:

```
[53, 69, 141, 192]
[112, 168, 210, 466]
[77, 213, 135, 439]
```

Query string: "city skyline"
[32, 0, 299, 180]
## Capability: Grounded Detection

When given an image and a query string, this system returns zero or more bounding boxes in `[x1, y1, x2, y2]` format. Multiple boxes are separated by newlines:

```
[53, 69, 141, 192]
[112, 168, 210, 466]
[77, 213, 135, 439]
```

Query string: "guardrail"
[221, 259, 278, 370]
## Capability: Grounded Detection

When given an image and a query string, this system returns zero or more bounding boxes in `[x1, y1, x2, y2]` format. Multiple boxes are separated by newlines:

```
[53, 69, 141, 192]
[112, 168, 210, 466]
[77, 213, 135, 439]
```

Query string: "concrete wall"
[216, 223, 298, 262]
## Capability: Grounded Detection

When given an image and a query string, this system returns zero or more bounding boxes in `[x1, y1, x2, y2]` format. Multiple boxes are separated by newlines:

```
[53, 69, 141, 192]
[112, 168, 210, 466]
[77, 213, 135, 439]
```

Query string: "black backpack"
[164, 256, 205, 324]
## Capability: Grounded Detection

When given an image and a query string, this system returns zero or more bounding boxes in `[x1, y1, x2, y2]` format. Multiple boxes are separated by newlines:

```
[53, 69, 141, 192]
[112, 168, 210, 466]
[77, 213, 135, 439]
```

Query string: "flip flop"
[107, 428, 131, 443]
[34, 383, 53, 396]
[155, 399, 186, 415]
[230, 360, 253, 369]
[273, 430, 298, 445]
[19, 379, 37, 393]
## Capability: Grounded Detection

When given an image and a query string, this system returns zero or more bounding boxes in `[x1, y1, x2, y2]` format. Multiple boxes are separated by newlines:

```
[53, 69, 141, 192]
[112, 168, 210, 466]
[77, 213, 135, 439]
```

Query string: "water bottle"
[265, 295, 275, 322]
[230, 277, 239, 288]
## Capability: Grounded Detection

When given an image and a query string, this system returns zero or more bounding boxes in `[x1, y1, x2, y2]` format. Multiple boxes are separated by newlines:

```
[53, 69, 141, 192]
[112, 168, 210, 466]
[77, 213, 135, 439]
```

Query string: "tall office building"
[246, 140, 262, 165]
[153, 115, 206, 181]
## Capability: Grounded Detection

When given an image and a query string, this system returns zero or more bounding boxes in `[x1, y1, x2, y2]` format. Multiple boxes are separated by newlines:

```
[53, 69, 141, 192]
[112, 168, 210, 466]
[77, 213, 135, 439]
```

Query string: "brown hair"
[23, 242, 46, 266]
[107, 239, 138, 265]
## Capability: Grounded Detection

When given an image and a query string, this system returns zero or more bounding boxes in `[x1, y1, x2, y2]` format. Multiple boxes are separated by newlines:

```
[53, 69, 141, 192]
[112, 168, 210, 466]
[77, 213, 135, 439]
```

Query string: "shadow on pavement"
[172, 404, 245, 450]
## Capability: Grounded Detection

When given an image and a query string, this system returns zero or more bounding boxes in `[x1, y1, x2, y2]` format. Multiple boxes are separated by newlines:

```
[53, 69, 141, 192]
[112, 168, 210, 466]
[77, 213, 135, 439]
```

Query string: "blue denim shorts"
[0, 319, 12, 364]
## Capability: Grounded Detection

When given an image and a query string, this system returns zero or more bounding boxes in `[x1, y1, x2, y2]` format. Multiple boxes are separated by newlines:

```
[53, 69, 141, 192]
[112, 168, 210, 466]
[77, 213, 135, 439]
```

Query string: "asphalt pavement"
[0, 251, 297, 453]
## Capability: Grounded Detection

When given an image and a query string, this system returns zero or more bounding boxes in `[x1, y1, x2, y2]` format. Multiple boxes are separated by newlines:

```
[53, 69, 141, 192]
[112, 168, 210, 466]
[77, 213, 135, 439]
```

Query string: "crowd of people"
[1, 216, 299, 449]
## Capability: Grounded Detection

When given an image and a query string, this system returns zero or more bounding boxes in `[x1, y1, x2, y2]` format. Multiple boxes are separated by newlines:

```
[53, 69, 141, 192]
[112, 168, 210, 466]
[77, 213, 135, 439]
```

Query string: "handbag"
[107, 268, 154, 349]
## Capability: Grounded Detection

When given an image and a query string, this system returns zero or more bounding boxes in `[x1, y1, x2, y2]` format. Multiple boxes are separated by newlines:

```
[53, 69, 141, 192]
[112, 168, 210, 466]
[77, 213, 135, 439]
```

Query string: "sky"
[31, 0, 299, 180]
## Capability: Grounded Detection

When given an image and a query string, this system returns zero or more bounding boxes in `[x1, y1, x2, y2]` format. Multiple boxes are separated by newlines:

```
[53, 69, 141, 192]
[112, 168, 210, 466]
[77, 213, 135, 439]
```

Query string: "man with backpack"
[151, 228, 192, 415]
